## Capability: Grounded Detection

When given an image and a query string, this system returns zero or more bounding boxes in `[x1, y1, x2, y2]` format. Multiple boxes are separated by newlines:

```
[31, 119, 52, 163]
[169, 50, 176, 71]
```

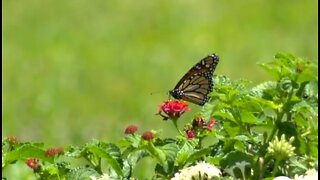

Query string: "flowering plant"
[2, 53, 318, 179]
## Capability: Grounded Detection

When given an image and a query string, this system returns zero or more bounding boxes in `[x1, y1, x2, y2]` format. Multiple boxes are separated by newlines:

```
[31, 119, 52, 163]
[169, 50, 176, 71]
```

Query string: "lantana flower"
[204, 119, 215, 131]
[124, 125, 138, 134]
[157, 100, 190, 120]
[26, 158, 39, 170]
[45, 147, 64, 157]
[293, 169, 318, 180]
[171, 161, 221, 180]
[185, 129, 195, 139]
[141, 131, 155, 141]
[90, 173, 111, 180]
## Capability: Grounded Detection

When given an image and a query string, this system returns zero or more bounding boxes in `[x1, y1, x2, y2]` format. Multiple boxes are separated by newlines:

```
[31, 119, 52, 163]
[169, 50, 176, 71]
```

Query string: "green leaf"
[250, 81, 277, 99]
[45, 164, 59, 176]
[258, 62, 281, 80]
[121, 134, 141, 148]
[185, 148, 211, 165]
[240, 111, 257, 124]
[123, 149, 148, 176]
[220, 151, 254, 169]
[160, 143, 179, 162]
[201, 103, 214, 121]
[64, 145, 85, 158]
[292, 100, 318, 117]
[224, 161, 252, 179]
[66, 167, 100, 180]
[223, 122, 240, 137]
[212, 109, 235, 123]
[4, 144, 53, 166]
[175, 140, 198, 167]
[86, 145, 123, 177]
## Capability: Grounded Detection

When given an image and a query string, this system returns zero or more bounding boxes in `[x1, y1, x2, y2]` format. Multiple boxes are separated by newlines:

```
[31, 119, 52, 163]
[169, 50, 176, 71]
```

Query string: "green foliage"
[3, 1, 318, 148]
[2, 53, 318, 179]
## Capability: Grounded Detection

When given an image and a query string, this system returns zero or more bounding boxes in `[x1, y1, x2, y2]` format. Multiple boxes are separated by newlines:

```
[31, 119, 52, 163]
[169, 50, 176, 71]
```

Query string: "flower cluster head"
[294, 169, 318, 180]
[157, 100, 190, 120]
[90, 173, 111, 180]
[203, 119, 215, 131]
[7, 136, 18, 144]
[192, 116, 215, 131]
[141, 131, 155, 141]
[45, 147, 64, 157]
[267, 134, 295, 160]
[171, 161, 221, 180]
[275, 169, 319, 180]
[184, 116, 216, 139]
[124, 125, 138, 134]
[186, 129, 195, 140]
[26, 158, 39, 170]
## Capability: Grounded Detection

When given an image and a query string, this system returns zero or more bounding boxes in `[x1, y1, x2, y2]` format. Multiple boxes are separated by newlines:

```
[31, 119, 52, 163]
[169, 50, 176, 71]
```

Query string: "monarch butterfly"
[169, 54, 219, 106]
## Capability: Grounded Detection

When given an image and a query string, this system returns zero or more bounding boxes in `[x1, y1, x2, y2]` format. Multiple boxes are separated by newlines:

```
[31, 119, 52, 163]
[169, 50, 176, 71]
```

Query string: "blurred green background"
[2, 0, 318, 178]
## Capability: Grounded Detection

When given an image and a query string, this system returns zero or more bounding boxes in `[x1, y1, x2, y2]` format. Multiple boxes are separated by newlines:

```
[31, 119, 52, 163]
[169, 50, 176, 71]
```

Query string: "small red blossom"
[204, 119, 215, 131]
[26, 158, 39, 170]
[141, 131, 155, 140]
[186, 130, 195, 139]
[7, 136, 18, 144]
[124, 125, 138, 134]
[45, 148, 64, 157]
[157, 100, 190, 120]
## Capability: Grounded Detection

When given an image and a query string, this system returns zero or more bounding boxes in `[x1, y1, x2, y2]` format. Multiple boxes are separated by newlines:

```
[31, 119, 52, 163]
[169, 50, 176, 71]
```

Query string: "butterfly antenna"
[150, 90, 168, 96]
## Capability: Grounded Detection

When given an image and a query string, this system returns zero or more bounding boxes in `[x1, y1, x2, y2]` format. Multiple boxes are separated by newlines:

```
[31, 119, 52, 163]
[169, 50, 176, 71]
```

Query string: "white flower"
[171, 161, 221, 180]
[294, 169, 318, 180]
[90, 173, 111, 180]
[274, 176, 291, 180]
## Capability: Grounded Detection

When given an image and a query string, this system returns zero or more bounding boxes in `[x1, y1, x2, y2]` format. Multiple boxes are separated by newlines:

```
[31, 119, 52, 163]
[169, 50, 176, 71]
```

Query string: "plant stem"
[271, 158, 281, 177]
[172, 119, 184, 136]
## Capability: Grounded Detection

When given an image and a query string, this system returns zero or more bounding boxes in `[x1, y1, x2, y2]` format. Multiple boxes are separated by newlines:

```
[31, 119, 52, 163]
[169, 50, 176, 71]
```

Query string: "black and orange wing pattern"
[169, 54, 219, 105]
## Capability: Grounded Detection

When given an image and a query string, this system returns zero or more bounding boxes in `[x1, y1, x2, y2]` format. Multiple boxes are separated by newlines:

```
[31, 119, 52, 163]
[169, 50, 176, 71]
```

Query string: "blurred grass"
[2, 0, 318, 178]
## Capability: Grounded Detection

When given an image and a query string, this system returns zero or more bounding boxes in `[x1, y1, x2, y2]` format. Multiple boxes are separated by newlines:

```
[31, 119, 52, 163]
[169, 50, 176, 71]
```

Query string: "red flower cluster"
[124, 125, 138, 134]
[204, 119, 215, 131]
[186, 129, 195, 139]
[45, 147, 64, 157]
[26, 158, 39, 170]
[185, 117, 216, 139]
[157, 100, 190, 120]
[141, 131, 155, 141]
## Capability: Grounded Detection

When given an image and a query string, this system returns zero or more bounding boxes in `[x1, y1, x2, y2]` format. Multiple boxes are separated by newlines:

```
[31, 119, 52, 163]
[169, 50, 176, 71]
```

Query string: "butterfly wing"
[169, 54, 219, 105]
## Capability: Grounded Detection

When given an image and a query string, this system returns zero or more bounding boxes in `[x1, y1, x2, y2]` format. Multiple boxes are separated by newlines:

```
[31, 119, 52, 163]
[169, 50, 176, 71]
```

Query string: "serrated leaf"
[292, 100, 318, 117]
[224, 161, 252, 179]
[64, 145, 87, 158]
[122, 134, 141, 148]
[212, 110, 235, 123]
[103, 143, 121, 160]
[126, 149, 148, 168]
[66, 167, 99, 180]
[240, 111, 257, 124]
[86, 145, 123, 176]
[4, 144, 53, 166]
[175, 140, 198, 166]
[160, 143, 179, 162]
[185, 148, 211, 164]
[201, 103, 214, 121]
[45, 164, 59, 175]
[250, 81, 277, 98]
[220, 151, 254, 169]
[258, 63, 281, 80]
[122, 149, 148, 178]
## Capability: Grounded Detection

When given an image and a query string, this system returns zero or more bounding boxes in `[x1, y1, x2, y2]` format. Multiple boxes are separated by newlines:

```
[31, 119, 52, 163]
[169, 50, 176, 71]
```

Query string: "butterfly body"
[169, 54, 219, 106]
